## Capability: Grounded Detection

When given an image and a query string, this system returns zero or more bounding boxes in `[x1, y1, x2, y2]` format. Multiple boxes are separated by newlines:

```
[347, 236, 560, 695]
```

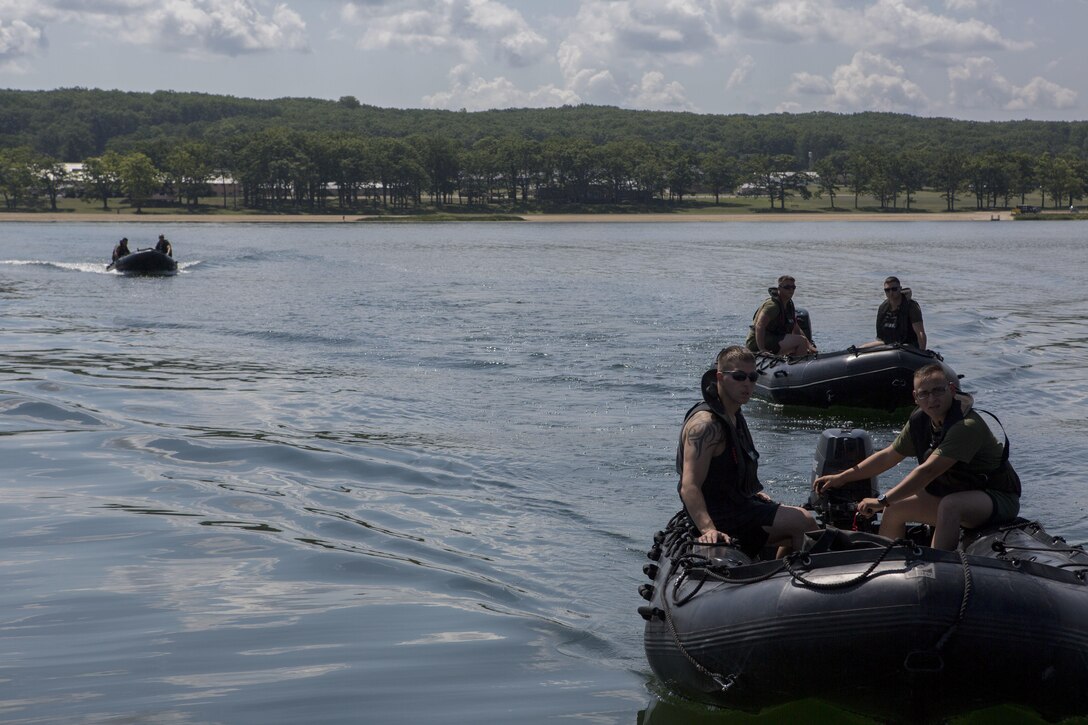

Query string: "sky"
[0, 0, 1085, 122]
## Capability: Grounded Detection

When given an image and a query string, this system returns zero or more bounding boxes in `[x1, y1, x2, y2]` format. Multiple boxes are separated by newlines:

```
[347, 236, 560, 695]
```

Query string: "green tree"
[843, 151, 871, 209]
[81, 151, 123, 209]
[413, 135, 461, 206]
[0, 146, 37, 209]
[33, 155, 67, 211]
[931, 150, 967, 212]
[118, 152, 160, 213]
[701, 149, 739, 205]
[896, 151, 927, 210]
[812, 153, 844, 209]
[163, 141, 213, 208]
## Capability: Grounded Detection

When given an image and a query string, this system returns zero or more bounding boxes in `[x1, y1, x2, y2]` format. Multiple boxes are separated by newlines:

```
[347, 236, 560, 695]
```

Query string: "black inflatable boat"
[107, 249, 177, 276]
[639, 429, 1088, 724]
[754, 344, 954, 410]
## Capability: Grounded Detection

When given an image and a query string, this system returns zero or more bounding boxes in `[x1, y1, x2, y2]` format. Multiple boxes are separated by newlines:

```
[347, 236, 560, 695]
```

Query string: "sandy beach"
[0, 211, 1006, 223]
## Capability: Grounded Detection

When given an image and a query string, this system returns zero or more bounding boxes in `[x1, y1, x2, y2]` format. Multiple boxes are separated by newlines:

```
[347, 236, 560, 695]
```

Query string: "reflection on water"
[1, 221, 1087, 723]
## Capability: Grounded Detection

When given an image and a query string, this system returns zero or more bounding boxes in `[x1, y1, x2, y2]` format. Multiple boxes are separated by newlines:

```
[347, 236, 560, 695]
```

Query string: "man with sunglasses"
[863, 276, 926, 350]
[813, 364, 1021, 550]
[745, 275, 818, 357]
[677, 346, 818, 558]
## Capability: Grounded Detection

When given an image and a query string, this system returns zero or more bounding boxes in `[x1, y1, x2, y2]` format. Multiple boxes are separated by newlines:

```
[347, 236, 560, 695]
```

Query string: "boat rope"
[779, 540, 914, 591]
[690, 560, 786, 586]
[991, 540, 1088, 558]
[904, 549, 973, 672]
[661, 574, 739, 695]
[936, 549, 973, 651]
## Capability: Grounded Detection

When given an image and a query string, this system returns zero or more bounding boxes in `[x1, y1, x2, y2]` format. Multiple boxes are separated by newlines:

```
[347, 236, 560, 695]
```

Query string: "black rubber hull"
[641, 519, 1088, 723]
[754, 345, 953, 410]
[108, 249, 177, 276]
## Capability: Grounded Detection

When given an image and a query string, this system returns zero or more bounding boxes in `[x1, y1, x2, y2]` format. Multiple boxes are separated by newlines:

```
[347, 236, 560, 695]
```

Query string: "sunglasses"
[778, 284, 796, 290]
[884, 286, 900, 292]
[720, 370, 759, 382]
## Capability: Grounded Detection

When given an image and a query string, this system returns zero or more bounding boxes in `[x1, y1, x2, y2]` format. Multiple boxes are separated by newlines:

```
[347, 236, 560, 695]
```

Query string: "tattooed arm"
[678, 411, 731, 544]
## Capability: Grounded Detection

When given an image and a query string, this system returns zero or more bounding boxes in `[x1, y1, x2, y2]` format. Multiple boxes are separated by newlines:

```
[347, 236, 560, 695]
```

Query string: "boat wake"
[0, 259, 202, 273]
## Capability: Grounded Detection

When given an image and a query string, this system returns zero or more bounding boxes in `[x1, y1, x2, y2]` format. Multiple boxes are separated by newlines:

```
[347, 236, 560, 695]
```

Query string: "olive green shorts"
[982, 489, 1020, 527]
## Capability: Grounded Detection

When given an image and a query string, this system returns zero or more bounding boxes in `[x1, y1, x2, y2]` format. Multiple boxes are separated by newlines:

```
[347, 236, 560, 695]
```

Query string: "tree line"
[0, 88, 1086, 212]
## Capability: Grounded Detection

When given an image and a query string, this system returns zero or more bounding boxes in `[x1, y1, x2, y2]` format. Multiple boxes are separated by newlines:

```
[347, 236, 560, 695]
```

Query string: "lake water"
[1, 220, 1086, 724]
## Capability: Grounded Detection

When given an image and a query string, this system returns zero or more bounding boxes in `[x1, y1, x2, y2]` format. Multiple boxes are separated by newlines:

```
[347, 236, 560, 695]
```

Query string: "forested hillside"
[1, 88, 1086, 214]
[3, 88, 1088, 161]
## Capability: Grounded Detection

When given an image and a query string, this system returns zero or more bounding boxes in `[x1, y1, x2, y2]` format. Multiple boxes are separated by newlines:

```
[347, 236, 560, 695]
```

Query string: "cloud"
[0, 0, 309, 58]
[789, 51, 930, 113]
[0, 19, 44, 72]
[629, 71, 692, 111]
[342, 0, 546, 67]
[555, 0, 726, 108]
[948, 56, 1077, 111]
[422, 63, 578, 111]
[726, 54, 754, 90]
[717, 0, 1028, 56]
[862, 0, 1031, 56]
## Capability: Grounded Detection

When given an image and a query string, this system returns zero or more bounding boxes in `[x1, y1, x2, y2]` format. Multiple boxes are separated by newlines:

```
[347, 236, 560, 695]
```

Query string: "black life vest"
[876, 298, 919, 346]
[675, 369, 763, 517]
[907, 401, 1021, 497]
[751, 294, 796, 337]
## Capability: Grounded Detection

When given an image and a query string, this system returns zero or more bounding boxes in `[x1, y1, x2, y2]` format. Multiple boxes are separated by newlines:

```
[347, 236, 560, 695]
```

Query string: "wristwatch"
[877, 493, 889, 506]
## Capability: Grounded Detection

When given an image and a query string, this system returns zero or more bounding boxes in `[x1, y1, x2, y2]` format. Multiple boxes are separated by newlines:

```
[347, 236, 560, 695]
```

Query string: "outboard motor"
[795, 308, 813, 344]
[809, 428, 878, 531]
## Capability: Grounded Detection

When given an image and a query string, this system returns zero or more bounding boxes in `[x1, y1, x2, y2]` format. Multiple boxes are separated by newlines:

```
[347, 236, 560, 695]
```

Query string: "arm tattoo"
[685, 417, 726, 459]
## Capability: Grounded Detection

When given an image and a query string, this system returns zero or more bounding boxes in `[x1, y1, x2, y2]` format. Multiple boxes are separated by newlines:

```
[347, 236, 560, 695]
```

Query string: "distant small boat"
[107, 249, 177, 276]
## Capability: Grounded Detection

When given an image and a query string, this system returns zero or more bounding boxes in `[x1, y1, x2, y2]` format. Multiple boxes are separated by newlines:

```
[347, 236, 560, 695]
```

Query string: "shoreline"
[0, 211, 1010, 223]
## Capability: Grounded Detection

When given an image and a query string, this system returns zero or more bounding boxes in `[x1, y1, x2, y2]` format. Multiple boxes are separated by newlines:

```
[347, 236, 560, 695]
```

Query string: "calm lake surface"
[2, 220, 1086, 724]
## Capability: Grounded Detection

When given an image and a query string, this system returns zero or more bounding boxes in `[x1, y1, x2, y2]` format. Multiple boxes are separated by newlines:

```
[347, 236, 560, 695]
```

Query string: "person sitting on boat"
[112, 237, 130, 262]
[677, 345, 818, 558]
[745, 275, 818, 357]
[860, 276, 926, 350]
[813, 363, 1021, 550]
[155, 234, 173, 257]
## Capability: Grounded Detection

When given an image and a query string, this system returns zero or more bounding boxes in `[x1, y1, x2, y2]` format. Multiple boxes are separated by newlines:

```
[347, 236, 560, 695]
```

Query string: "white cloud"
[422, 63, 578, 111]
[726, 54, 754, 90]
[720, 0, 850, 43]
[862, 0, 1030, 56]
[718, 0, 1027, 56]
[790, 51, 930, 113]
[0, 0, 309, 58]
[0, 19, 44, 72]
[343, 0, 546, 67]
[555, 0, 726, 108]
[948, 55, 1077, 111]
[629, 71, 692, 111]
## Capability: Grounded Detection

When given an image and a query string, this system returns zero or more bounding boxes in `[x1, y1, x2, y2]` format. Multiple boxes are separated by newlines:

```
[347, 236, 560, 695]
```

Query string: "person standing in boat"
[677, 345, 818, 558]
[860, 276, 926, 350]
[155, 234, 173, 257]
[813, 363, 1021, 550]
[111, 237, 130, 262]
[745, 275, 818, 357]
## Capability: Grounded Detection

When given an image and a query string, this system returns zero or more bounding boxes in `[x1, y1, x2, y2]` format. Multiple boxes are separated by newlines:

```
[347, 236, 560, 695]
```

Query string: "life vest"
[876, 297, 919, 346]
[751, 292, 797, 337]
[675, 369, 763, 516]
[907, 400, 1021, 497]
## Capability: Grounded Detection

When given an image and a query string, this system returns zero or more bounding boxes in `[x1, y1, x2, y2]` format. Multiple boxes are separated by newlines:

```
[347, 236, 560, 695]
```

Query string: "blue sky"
[1, 0, 1084, 121]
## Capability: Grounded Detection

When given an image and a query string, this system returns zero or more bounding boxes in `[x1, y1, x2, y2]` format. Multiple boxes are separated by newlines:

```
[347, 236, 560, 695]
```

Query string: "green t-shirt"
[892, 411, 1004, 473]
[745, 298, 793, 351]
